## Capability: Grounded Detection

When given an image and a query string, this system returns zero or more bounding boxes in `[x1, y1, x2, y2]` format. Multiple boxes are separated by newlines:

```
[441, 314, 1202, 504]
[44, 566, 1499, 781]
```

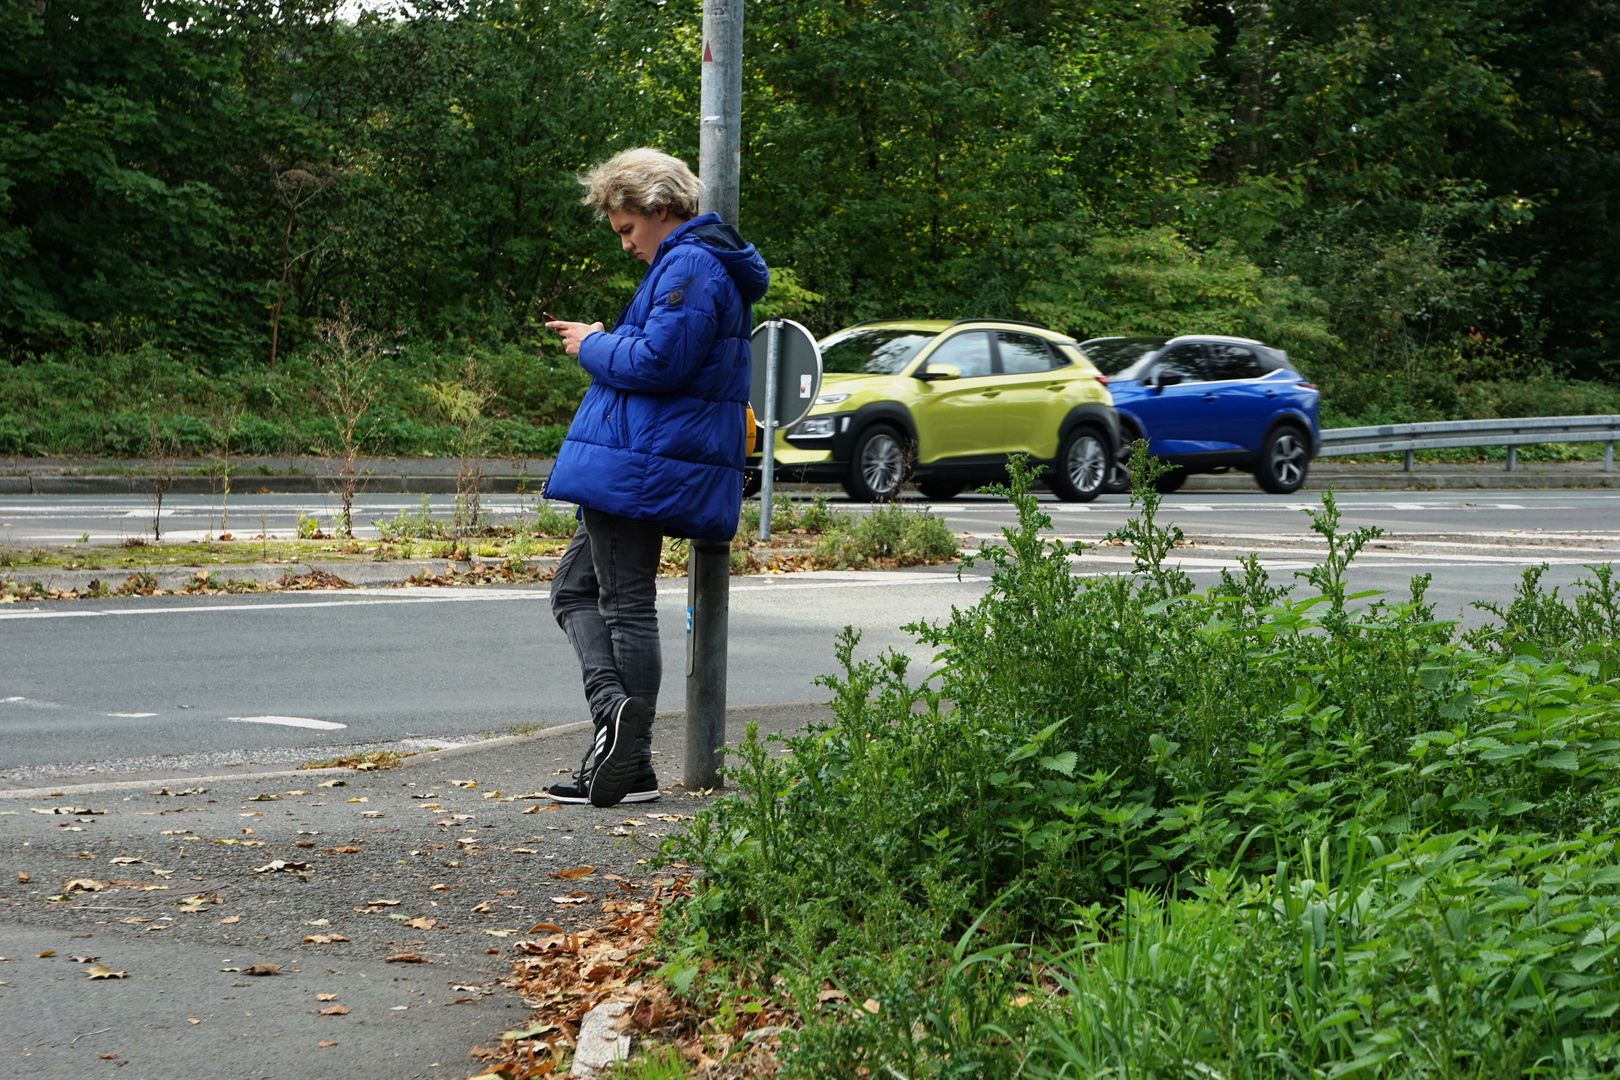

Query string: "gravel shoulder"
[1, 702, 826, 1080]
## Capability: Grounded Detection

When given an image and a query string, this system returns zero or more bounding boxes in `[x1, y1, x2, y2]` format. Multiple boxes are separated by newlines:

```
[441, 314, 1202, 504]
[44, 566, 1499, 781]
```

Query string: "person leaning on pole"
[541, 148, 769, 808]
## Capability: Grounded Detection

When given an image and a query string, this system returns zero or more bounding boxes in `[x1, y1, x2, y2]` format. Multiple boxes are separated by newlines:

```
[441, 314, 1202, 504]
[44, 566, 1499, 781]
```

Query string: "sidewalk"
[2, 455, 1617, 494]
[1, 702, 827, 1080]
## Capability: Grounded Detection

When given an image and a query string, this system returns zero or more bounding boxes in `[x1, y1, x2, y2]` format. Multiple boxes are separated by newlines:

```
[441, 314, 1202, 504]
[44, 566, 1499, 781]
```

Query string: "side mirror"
[916, 364, 961, 382]
[1154, 369, 1183, 388]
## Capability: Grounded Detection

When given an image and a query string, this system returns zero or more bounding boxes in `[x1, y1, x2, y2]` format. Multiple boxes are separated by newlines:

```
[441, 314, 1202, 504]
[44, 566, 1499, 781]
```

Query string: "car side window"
[1203, 344, 1264, 381]
[925, 332, 994, 378]
[995, 332, 1055, 375]
[1152, 344, 1206, 385]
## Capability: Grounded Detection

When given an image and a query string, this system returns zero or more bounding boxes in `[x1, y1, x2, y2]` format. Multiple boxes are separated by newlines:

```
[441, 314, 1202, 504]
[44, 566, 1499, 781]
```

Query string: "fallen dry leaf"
[329, 846, 361, 854]
[319, 1040, 338, 1048]
[550, 866, 595, 881]
[303, 934, 349, 944]
[252, 860, 310, 874]
[317, 779, 346, 788]
[404, 917, 436, 930]
[286, 790, 311, 796]
[451, 779, 477, 788]
[817, 988, 848, 1004]
[85, 963, 127, 979]
[526, 922, 564, 934]
[319, 1004, 350, 1016]
[71, 955, 98, 963]
[100, 1053, 117, 1059]
[109, 856, 143, 865]
[216, 916, 240, 925]
[37, 950, 56, 957]
[385, 953, 428, 964]
[316, 993, 339, 1001]
[16, 872, 28, 884]
[187, 1018, 200, 1024]
[63, 878, 104, 893]
[246, 964, 281, 976]
[863, 998, 882, 1014]
[550, 896, 589, 905]
[469, 901, 495, 913]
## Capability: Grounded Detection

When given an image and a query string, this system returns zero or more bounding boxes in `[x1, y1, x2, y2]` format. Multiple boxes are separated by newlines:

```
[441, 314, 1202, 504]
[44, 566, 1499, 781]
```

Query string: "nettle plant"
[663, 453, 1620, 1080]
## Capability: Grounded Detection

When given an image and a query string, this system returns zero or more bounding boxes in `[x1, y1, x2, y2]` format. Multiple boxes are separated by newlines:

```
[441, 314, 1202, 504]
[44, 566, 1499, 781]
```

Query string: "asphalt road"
[3, 487, 1620, 545]
[3, 488, 1617, 785]
[0, 702, 823, 1080]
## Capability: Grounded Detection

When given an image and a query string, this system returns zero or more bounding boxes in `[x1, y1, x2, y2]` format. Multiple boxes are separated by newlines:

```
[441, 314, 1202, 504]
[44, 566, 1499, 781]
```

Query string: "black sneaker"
[588, 696, 654, 808]
[545, 768, 660, 804]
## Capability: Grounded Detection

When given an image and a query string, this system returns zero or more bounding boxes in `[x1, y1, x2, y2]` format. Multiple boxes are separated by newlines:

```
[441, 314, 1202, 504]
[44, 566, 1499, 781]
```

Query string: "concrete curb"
[0, 720, 594, 800]
[8, 474, 558, 496]
[0, 704, 830, 800]
[3, 556, 564, 593]
[1189, 468, 1620, 492]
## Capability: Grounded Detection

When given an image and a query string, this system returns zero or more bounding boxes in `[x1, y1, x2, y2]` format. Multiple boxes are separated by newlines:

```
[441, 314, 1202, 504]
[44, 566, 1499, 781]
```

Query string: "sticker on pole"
[749, 319, 822, 431]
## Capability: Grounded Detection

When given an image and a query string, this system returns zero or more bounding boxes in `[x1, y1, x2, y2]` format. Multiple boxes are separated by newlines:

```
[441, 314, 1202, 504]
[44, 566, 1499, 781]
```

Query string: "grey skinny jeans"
[549, 508, 665, 728]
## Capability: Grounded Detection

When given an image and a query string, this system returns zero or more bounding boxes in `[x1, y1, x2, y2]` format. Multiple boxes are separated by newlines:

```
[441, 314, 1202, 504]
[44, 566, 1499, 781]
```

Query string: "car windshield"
[1081, 338, 1165, 378]
[818, 329, 937, 375]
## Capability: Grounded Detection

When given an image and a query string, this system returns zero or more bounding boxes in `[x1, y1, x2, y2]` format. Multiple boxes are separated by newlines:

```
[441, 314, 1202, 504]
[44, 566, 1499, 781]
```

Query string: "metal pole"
[699, 0, 742, 226]
[1506, 444, 1517, 472]
[1402, 449, 1413, 472]
[684, 0, 743, 791]
[759, 320, 780, 541]
[1605, 440, 1613, 473]
[684, 539, 731, 790]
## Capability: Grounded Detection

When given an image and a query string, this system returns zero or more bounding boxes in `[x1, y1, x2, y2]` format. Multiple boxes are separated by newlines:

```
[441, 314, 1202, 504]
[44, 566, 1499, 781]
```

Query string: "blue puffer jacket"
[545, 214, 770, 541]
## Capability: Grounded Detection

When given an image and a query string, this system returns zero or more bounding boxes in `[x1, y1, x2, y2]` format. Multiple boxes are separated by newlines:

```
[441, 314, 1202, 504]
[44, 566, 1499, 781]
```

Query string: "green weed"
[660, 454, 1620, 1079]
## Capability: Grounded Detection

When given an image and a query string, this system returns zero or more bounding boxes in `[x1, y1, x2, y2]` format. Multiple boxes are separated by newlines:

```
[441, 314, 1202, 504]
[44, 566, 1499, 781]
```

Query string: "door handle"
[1201, 393, 1217, 402]
[1264, 389, 1278, 398]
[981, 390, 1001, 398]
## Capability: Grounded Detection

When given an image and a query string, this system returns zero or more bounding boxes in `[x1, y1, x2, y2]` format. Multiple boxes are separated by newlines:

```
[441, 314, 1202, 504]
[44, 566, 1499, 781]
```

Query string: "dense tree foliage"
[2, 0, 1616, 442]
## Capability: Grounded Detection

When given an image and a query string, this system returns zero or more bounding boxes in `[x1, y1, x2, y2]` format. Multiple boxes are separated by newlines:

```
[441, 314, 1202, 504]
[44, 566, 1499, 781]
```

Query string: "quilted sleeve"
[577, 250, 730, 393]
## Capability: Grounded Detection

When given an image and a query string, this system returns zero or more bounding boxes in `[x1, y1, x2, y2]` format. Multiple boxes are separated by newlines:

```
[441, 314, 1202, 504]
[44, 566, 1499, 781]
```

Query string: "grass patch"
[297, 751, 406, 771]
[651, 452, 1620, 1079]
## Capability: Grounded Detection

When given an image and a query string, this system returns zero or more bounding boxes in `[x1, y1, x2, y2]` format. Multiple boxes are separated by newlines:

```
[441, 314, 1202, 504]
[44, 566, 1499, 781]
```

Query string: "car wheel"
[917, 479, 964, 501]
[844, 424, 908, 502]
[1104, 431, 1141, 494]
[1049, 427, 1111, 503]
[1153, 467, 1187, 494]
[1256, 426, 1310, 494]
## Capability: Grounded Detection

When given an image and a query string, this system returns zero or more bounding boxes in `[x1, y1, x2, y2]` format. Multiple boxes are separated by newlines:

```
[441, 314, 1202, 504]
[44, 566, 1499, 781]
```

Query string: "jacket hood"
[660, 213, 770, 306]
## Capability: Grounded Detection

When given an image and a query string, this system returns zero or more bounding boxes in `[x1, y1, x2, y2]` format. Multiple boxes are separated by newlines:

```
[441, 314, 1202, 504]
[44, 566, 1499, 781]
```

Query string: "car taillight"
[1094, 374, 1109, 386]
[1298, 381, 1317, 389]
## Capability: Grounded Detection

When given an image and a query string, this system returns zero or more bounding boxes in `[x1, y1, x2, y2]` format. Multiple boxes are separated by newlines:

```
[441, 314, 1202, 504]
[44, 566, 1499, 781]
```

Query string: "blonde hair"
[579, 148, 703, 220]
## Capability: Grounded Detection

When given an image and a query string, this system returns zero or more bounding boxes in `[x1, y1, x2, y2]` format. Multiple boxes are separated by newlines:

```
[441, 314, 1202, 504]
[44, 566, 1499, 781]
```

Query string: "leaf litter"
[471, 875, 790, 1079]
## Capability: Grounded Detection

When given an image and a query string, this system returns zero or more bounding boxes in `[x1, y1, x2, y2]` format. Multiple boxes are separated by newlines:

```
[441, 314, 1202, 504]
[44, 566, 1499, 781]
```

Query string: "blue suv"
[1081, 335, 1320, 494]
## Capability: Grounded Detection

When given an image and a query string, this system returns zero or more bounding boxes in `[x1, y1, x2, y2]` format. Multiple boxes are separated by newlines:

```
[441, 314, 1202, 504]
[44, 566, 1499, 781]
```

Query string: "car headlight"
[793, 417, 836, 438]
[814, 393, 850, 405]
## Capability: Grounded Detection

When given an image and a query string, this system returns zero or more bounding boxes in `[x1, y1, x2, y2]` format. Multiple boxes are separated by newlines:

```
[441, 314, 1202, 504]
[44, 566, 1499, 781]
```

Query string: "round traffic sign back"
[749, 319, 822, 430]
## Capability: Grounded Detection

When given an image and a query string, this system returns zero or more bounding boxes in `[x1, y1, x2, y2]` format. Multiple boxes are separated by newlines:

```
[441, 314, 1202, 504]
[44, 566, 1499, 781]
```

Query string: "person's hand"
[545, 319, 604, 357]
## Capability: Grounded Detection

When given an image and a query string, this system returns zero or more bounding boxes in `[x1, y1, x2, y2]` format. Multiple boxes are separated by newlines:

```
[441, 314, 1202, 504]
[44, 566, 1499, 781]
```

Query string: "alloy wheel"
[1269, 433, 1305, 488]
[861, 433, 905, 497]
[1066, 434, 1107, 494]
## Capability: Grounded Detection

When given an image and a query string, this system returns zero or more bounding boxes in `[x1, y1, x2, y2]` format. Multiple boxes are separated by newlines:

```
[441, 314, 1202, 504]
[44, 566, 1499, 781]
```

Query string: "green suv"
[750, 319, 1119, 502]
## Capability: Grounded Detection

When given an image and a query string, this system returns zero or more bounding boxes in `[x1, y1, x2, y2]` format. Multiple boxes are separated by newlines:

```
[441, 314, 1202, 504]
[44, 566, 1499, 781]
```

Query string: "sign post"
[758, 322, 780, 540]
[685, 0, 744, 793]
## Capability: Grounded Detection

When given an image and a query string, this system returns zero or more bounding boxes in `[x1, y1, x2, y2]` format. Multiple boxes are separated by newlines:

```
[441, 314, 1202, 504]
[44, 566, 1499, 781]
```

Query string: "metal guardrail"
[1318, 415, 1620, 472]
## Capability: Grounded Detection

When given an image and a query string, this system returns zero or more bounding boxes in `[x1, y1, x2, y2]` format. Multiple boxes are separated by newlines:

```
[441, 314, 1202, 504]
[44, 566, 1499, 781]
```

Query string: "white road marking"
[105, 712, 158, 718]
[0, 696, 62, 708]
[222, 715, 347, 730]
